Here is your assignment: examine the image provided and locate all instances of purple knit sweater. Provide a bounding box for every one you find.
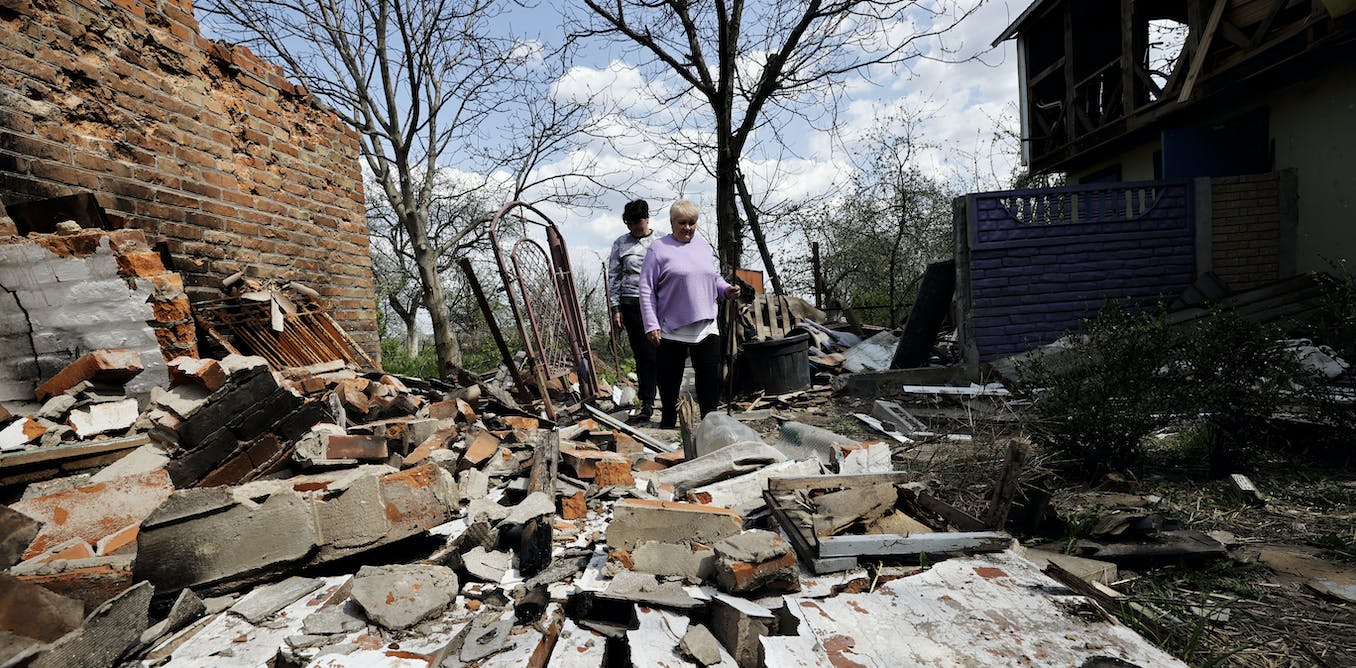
[639,234,731,333]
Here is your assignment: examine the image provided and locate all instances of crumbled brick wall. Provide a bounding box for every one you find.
[0,0,379,357]
[1211,173,1282,290]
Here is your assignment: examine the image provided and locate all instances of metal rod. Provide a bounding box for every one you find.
[581,403,674,453]
[460,257,527,396]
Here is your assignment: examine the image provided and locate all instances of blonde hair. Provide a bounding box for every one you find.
[669,199,699,224]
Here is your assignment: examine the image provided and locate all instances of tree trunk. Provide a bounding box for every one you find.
[714,127,743,273]
[404,316,421,357]
[405,213,463,376]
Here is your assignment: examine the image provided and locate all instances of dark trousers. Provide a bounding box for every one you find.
[656,333,723,426]
[618,302,657,410]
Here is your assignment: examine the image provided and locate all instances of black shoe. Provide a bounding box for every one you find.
[626,411,652,425]
[657,419,676,429]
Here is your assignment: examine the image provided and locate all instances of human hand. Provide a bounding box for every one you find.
[611,310,622,329]
[646,330,661,347]
[725,284,741,300]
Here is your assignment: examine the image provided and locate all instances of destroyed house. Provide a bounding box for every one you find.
[953,0,1355,364]
[0,0,380,375]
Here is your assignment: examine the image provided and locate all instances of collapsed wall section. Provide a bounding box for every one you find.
[0,0,378,355]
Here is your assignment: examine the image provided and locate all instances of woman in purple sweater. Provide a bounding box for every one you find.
[639,199,741,428]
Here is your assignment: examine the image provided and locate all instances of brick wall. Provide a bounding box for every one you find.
[962,181,1197,361]
[0,0,379,356]
[1210,173,1283,290]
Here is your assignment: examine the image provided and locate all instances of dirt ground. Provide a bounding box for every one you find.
[723,387,1356,667]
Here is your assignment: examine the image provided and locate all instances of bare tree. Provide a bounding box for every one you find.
[199,0,556,377]
[573,0,982,276]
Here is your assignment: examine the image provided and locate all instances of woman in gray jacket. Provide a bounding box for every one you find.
[607,199,657,423]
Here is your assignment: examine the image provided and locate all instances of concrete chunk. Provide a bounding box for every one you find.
[302,602,367,635]
[712,530,799,596]
[679,623,724,667]
[349,564,458,631]
[139,588,205,645]
[504,491,555,525]
[167,357,227,393]
[631,541,716,581]
[463,546,512,583]
[36,394,76,421]
[229,576,324,623]
[606,499,743,551]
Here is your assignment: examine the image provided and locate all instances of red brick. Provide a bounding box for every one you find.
[34,349,144,400]
[560,491,587,520]
[593,459,634,487]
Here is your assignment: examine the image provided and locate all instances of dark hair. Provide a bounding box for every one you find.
[622,199,649,222]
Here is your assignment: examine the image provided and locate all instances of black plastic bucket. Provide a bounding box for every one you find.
[742,333,811,394]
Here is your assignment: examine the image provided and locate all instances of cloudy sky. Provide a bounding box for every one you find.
[495,0,1029,283]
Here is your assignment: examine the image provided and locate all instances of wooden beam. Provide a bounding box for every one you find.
[984,440,1030,530]
[1178,0,1229,102]
[767,471,911,492]
[0,434,148,470]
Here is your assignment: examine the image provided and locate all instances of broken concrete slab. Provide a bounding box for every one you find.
[30,580,153,668]
[0,504,42,569]
[12,469,174,561]
[150,384,211,421]
[504,491,556,525]
[0,574,85,642]
[459,607,516,663]
[709,593,775,668]
[606,499,744,551]
[687,459,821,515]
[36,394,76,421]
[229,576,325,623]
[349,564,458,631]
[834,441,892,475]
[134,485,318,593]
[88,443,169,484]
[652,442,786,495]
[138,588,204,646]
[34,349,144,401]
[602,571,703,610]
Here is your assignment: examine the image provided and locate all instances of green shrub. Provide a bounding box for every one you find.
[379,339,439,378]
[1019,304,1316,479]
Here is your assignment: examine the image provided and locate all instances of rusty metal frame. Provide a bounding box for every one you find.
[489,201,600,419]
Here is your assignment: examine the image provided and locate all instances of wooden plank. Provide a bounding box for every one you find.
[817,531,1010,558]
[767,471,911,492]
[0,434,149,470]
[984,439,1030,530]
[1178,0,1229,102]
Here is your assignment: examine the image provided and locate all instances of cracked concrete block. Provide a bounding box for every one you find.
[229,576,324,623]
[311,472,389,551]
[835,440,893,474]
[601,571,702,610]
[149,384,210,421]
[712,530,799,596]
[12,469,173,561]
[0,505,41,569]
[167,357,227,393]
[606,499,744,551]
[30,581,153,668]
[630,541,716,581]
[349,564,458,631]
[458,608,515,664]
[0,574,85,642]
[679,623,724,667]
[457,469,489,504]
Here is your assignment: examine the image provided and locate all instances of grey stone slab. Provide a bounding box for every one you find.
[504,491,555,525]
[230,576,325,623]
[601,571,702,610]
[458,609,515,664]
[139,588,206,645]
[35,394,75,421]
[349,564,458,631]
[631,541,715,581]
[712,530,791,563]
[463,546,512,583]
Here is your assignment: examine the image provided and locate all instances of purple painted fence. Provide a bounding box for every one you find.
[963,180,1196,361]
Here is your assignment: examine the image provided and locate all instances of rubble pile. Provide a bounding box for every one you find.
[0,344,1193,667]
